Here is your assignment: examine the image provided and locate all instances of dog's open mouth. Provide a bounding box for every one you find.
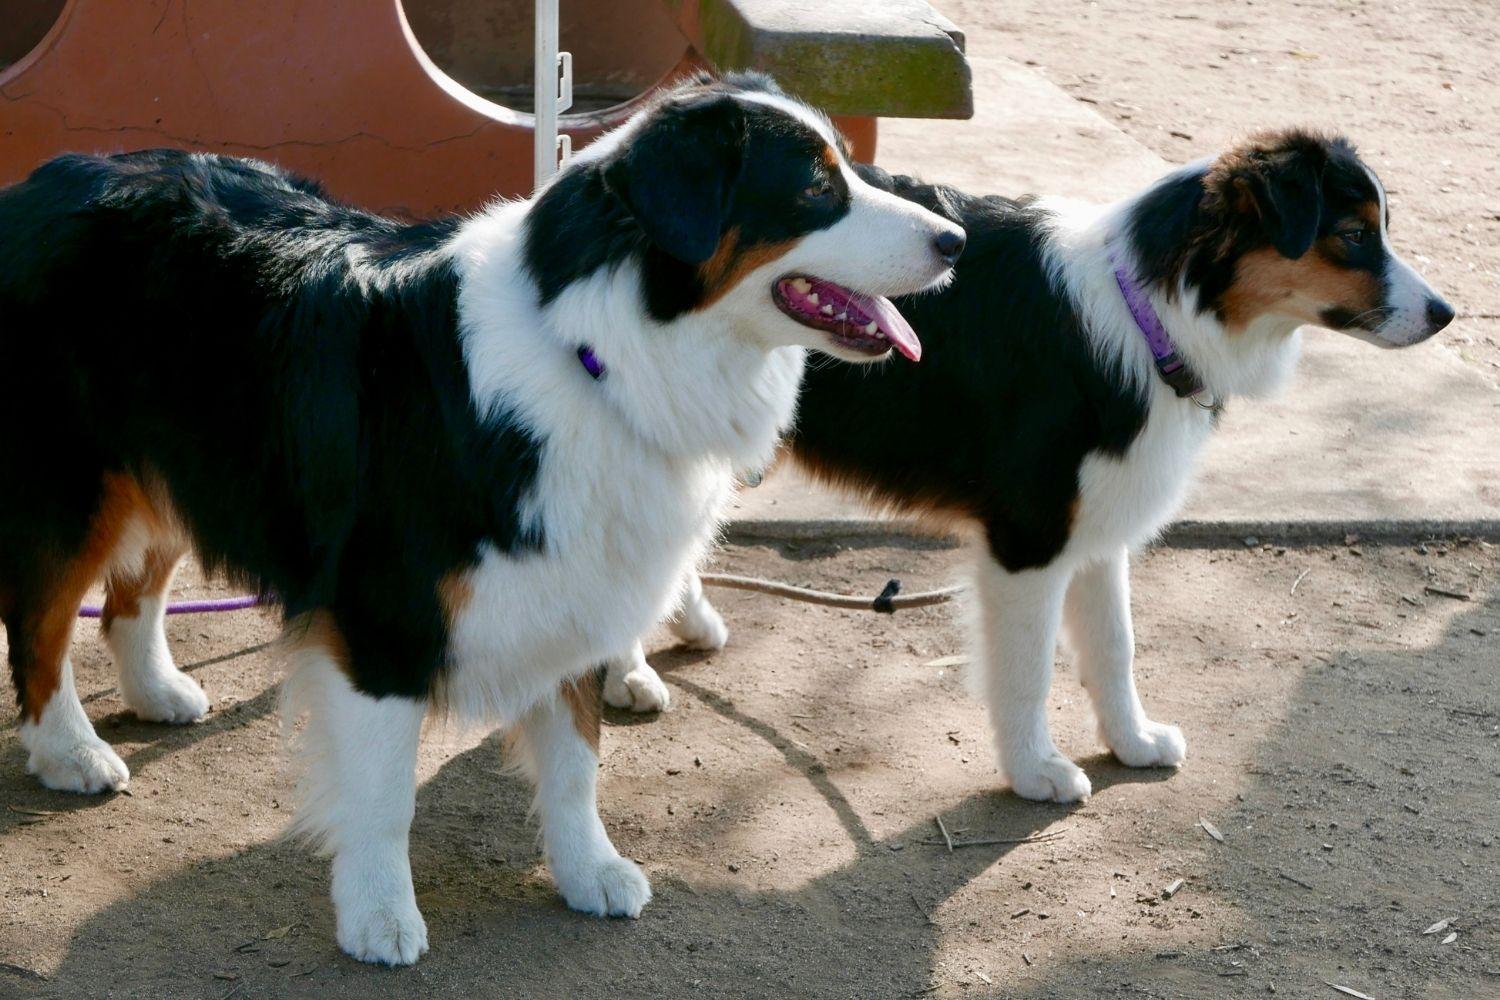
[773,276,922,362]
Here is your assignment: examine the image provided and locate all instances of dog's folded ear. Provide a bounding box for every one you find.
[1218,135,1328,261]
[603,93,747,265]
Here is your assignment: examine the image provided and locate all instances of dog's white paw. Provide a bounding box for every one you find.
[333,863,429,966]
[124,670,210,724]
[1106,720,1187,769]
[1007,752,1092,803]
[603,660,670,713]
[555,854,652,918]
[27,737,130,794]
[336,897,429,967]
[670,601,728,651]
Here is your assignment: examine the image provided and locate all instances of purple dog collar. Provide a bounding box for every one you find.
[577,344,605,380]
[1111,258,1206,401]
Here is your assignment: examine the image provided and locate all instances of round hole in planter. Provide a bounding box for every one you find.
[0,0,67,74]
[403,0,688,115]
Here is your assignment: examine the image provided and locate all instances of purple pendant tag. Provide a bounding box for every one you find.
[577,345,605,380]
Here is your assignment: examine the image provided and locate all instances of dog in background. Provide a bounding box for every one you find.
[0,73,963,964]
[607,130,1454,803]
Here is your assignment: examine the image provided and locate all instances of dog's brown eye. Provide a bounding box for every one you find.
[803,180,833,200]
[1340,228,1371,247]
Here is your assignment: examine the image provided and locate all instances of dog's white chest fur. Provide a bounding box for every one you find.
[439,205,802,723]
[443,433,732,722]
[1071,393,1214,559]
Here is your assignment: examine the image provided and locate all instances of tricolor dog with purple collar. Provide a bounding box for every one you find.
[0,72,962,965]
[609,129,1454,807]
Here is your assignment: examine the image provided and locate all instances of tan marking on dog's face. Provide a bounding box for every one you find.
[1220,240,1383,332]
[561,672,602,752]
[695,226,800,309]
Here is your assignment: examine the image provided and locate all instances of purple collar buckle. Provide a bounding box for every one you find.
[577,344,606,381]
[1110,256,1211,404]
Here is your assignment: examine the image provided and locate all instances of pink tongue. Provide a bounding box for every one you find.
[853,292,922,362]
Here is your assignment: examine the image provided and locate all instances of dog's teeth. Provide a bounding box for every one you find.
[820,304,834,315]
[836,312,847,321]
[790,278,812,294]
[864,321,879,335]
[806,293,819,306]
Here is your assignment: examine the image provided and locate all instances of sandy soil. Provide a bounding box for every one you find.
[2,539,1497,999]
[4,4,1500,998]
[956,0,1500,384]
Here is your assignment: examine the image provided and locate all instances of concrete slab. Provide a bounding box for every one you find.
[731,45,1500,537]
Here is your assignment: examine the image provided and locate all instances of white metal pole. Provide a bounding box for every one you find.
[534,0,572,189]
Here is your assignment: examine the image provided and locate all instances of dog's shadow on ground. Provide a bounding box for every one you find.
[8,566,1497,998]
[0,642,279,840]
[2,659,1172,1000]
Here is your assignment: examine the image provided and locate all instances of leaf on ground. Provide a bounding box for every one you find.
[1199,817,1225,842]
[1422,918,1452,935]
[922,655,968,668]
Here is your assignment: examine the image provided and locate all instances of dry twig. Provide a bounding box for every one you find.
[935,816,954,853]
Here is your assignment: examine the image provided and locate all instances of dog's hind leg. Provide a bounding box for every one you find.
[284,634,429,966]
[14,649,131,794]
[1063,548,1186,769]
[973,554,1092,803]
[602,641,670,712]
[104,540,210,724]
[8,477,140,794]
[512,672,651,918]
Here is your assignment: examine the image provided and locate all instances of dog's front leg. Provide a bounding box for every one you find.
[1063,548,1186,769]
[603,573,727,713]
[974,555,1092,803]
[513,673,651,917]
[665,573,728,651]
[295,660,429,966]
[602,641,671,712]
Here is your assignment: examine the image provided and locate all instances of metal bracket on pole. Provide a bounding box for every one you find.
[534,1,573,189]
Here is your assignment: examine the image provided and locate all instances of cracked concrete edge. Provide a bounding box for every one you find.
[722,517,1500,548]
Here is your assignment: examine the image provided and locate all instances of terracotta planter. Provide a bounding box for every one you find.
[0,0,876,217]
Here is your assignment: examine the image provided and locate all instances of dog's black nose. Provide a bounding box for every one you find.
[1426,296,1455,333]
[934,228,965,265]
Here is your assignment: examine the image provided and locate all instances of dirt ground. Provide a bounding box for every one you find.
[1,538,1497,999]
[961,0,1500,384]
[5,4,1500,999]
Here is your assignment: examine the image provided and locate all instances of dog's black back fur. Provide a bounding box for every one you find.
[0,150,542,698]
[790,166,1149,571]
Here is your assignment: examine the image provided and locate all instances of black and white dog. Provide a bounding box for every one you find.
[0,73,962,964]
[608,130,1454,802]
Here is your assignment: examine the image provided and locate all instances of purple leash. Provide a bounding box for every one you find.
[78,594,264,619]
